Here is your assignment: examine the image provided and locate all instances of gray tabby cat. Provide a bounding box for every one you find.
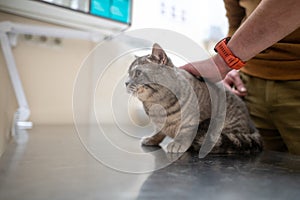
[126,43,263,154]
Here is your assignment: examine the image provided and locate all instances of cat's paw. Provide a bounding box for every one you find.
[141,136,160,146]
[166,141,189,153]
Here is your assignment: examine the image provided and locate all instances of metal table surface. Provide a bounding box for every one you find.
[0,125,299,200]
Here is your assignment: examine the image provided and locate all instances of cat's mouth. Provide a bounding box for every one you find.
[126,84,145,96]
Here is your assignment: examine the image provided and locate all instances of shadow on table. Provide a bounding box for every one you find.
[136,150,300,200]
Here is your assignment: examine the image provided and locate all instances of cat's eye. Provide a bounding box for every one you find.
[135,70,142,77]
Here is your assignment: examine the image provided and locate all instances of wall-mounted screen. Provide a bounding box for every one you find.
[90,0,131,24]
[39,0,131,24]
[0,0,132,36]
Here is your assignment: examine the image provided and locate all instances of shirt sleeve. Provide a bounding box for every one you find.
[223,0,246,36]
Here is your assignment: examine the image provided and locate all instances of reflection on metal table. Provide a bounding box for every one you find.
[0,125,299,200]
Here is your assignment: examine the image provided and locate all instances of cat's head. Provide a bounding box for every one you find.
[125,43,175,101]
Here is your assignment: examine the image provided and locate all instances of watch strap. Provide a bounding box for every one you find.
[214,37,245,70]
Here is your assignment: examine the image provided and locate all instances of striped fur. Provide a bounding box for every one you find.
[126,44,263,154]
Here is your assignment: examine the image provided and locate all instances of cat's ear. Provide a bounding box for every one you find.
[151,43,168,65]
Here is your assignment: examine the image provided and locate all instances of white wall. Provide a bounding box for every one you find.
[129,0,228,49]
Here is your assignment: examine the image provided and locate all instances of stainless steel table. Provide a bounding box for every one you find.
[0,125,299,200]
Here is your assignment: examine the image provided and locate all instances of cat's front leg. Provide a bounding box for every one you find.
[166,125,198,153]
[141,131,166,146]
[166,141,189,153]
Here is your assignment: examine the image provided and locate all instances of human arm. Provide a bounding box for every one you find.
[181,0,300,81]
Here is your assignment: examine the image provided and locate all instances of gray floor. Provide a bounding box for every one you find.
[0,125,299,200]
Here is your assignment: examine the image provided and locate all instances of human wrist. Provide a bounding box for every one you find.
[227,39,248,62]
[214,37,246,70]
[212,54,232,79]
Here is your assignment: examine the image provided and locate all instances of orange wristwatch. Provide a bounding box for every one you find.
[214,37,245,70]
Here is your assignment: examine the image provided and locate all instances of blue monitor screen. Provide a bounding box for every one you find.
[90,0,131,24]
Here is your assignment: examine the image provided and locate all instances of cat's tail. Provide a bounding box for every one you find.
[248,120,264,153]
[248,129,264,153]
[190,119,263,154]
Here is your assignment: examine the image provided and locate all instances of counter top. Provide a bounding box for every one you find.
[0,125,299,200]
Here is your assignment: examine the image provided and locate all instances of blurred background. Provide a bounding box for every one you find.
[0,0,228,156]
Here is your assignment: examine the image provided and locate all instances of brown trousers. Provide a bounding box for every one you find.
[240,72,300,155]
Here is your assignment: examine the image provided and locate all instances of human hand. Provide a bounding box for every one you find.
[223,70,247,97]
[180,54,232,82]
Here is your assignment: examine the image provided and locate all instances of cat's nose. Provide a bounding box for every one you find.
[125,81,129,86]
